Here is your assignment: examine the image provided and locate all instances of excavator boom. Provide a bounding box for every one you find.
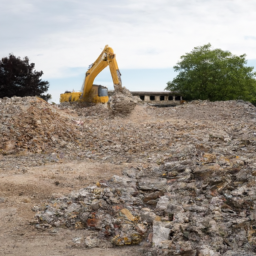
[60,45,122,103]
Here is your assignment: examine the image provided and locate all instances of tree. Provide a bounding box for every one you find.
[0,54,51,101]
[166,44,256,103]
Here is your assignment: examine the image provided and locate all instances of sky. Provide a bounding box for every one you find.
[1,0,256,103]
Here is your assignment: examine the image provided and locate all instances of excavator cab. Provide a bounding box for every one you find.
[83,84,109,103]
[60,85,109,104]
[98,85,108,97]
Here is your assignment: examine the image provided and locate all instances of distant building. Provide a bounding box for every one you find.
[108,90,182,105]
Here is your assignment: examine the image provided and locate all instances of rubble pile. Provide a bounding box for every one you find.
[32,100,256,255]
[59,86,138,118]
[0,97,80,154]
[68,100,256,166]
[1,96,256,255]
[1,99,256,168]
[109,87,138,116]
[147,100,256,122]
[34,147,256,255]
[59,102,110,119]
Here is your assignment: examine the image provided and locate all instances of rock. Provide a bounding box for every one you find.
[159,240,173,249]
[84,236,99,248]
[122,168,137,178]
[112,232,142,246]
[138,178,167,191]
[66,203,81,213]
[140,208,157,223]
[152,221,171,247]
[112,175,136,188]
[80,212,90,223]
[120,208,136,222]
[156,196,169,211]
[109,87,137,117]
[136,223,147,234]
[73,237,82,244]
[143,191,164,203]
[198,246,220,256]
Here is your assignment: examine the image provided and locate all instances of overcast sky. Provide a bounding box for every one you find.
[1,0,256,102]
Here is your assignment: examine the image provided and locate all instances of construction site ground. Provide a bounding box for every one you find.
[0,160,139,256]
[1,97,256,255]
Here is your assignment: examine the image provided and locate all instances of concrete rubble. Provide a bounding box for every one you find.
[1,96,256,255]
[109,87,138,116]
[32,145,256,255]
[0,96,80,154]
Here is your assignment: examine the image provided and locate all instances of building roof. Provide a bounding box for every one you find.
[130,91,179,96]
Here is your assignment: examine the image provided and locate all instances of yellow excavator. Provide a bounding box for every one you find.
[60,45,122,103]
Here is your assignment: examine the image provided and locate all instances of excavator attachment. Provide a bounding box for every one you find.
[60,45,122,104]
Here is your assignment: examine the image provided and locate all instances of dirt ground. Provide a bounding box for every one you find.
[0,104,168,256]
[1,99,256,255]
[0,160,141,255]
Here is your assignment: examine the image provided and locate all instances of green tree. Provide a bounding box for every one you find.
[166,44,256,103]
[0,54,51,101]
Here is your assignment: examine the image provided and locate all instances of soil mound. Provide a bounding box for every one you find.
[109,87,138,117]
[59,87,139,119]
[60,102,110,119]
[2,97,256,255]
[147,100,256,122]
[0,97,79,154]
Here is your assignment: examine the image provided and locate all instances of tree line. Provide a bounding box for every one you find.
[0,54,51,101]
[166,44,256,104]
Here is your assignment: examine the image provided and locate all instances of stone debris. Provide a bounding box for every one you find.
[59,102,110,120]
[0,96,80,154]
[59,87,138,118]
[33,139,256,255]
[146,99,256,122]
[109,87,138,116]
[1,96,256,255]
[84,236,100,248]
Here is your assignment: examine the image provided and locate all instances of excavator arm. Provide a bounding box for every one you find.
[60,45,122,103]
[81,45,122,102]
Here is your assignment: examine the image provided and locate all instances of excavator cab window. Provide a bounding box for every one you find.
[98,86,108,97]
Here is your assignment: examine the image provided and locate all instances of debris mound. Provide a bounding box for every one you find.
[0,97,79,154]
[147,99,256,122]
[34,148,256,255]
[109,87,137,117]
[60,102,110,119]
[59,87,138,118]
[32,99,256,255]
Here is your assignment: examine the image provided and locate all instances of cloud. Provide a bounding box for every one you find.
[1,0,256,79]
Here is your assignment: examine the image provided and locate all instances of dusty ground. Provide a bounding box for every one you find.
[0,160,141,255]
[0,104,150,256]
[1,99,256,255]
